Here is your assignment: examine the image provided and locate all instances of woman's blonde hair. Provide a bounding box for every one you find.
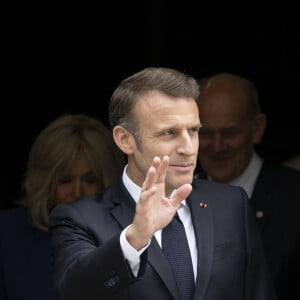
[19,114,125,231]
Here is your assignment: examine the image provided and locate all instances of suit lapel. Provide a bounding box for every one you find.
[109,179,215,300]
[251,161,276,231]
[109,180,181,300]
[110,197,135,229]
[148,238,181,300]
[188,181,214,299]
[148,180,215,300]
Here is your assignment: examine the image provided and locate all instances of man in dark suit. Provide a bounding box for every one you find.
[49,67,276,299]
[196,72,300,300]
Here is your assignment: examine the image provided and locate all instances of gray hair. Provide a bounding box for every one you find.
[109,67,199,149]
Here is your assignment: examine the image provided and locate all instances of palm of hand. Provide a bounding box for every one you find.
[137,156,192,234]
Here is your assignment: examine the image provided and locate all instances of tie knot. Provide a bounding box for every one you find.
[174,212,182,223]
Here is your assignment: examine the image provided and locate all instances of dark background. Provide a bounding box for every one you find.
[2,3,300,208]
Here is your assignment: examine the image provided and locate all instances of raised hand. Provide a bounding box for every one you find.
[126,156,192,250]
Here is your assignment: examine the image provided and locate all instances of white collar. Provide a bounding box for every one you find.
[122,164,188,207]
[229,152,263,198]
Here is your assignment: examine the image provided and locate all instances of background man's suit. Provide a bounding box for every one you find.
[50,177,276,300]
[251,160,300,300]
[197,159,300,300]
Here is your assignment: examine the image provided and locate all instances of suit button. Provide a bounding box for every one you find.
[256,210,264,218]
[104,275,120,288]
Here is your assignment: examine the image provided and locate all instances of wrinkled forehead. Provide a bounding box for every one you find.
[133,92,200,129]
[137,90,197,112]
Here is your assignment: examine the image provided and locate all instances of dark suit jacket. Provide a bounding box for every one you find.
[197,160,300,300]
[251,160,300,300]
[0,206,56,300]
[49,177,276,300]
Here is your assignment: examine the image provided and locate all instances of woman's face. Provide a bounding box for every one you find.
[54,153,102,204]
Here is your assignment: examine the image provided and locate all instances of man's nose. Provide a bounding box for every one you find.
[210,134,226,152]
[177,132,196,155]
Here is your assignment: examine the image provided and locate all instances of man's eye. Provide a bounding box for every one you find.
[162,130,174,136]
[223,130,240,136]
[189,127,200,135]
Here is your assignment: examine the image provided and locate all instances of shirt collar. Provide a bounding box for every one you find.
[122,164,188,207]
[229,152,263,198]
[122,165,142,203]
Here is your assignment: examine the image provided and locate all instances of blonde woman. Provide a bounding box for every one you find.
[0,114,125,300]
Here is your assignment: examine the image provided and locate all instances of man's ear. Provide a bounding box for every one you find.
[113,125,136,154]
[252,113,267,144]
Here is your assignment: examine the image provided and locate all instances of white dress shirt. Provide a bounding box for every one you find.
[120,165,197,281]
[229,152,263,198]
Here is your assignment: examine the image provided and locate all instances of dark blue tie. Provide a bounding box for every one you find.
[162,213,195,300]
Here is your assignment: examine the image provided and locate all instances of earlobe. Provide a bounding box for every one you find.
[113,126,135,154]
[253,113,267,144]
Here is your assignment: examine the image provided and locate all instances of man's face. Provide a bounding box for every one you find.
[126,91,200,195]
[197,88,258,183]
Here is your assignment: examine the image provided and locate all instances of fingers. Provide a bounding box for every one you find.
[141,156,169,192]
[152,156,169,184]
[141,166,156,192]
[156,156,169,184]
[170,183,192,207]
